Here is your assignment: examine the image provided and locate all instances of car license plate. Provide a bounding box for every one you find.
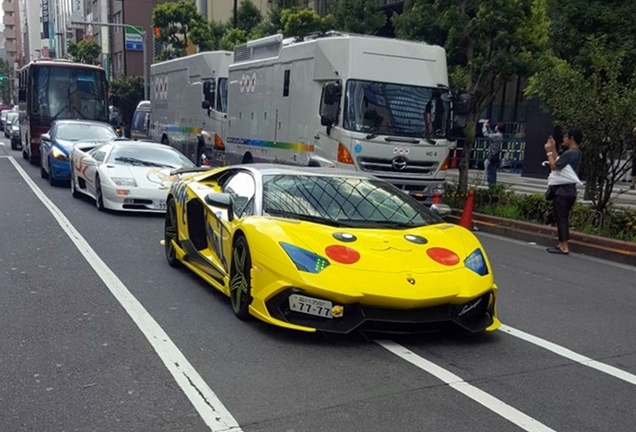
[156,200,167,210]
[289,294,333,319]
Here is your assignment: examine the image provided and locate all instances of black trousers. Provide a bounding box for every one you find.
[553,195,576,242]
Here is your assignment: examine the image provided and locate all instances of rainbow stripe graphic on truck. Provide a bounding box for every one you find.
[227,137,314,152]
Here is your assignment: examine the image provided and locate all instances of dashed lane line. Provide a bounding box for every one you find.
[376,340,557,432]
[500,325,636,386]
[8,156,242,431]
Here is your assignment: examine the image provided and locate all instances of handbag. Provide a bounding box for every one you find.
[545,185,557,201]
[547,163,582,186]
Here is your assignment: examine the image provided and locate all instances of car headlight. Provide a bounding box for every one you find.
[280,242,330,274]
[464,248,489,276]
[51,147,69,161]
[111,177,137,187]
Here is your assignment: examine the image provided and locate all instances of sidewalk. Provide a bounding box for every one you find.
[445,168,636,210]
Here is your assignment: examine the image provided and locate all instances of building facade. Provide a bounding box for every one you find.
[109,0,167,80]
[2,0,21,66]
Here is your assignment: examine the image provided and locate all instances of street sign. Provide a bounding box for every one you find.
[125,26,144,51]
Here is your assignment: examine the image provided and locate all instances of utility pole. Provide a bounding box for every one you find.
[233,0,238,28]
[71,21,149,101]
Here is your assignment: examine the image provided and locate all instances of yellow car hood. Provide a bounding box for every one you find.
[273,220,471,274]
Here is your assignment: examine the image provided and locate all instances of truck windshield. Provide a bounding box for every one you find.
[31,66,108,123]
[344,79,450,139]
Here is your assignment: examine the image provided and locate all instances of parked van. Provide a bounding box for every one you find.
[131,100,151,140]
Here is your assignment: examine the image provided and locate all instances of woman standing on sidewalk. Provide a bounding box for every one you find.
[482,121,503,187]
[544,128,582,255]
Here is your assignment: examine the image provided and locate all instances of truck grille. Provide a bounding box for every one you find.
[357,156,437,175]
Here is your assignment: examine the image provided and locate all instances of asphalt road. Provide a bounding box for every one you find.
[2,137,636,432]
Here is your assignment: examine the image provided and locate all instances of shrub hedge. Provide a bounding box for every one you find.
[443,183,636,243]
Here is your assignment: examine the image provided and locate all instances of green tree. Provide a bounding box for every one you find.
[109,75,145,136]
[331,0,386,35]
[393,0,548,192]
[152,0,202,59]
[68,40,102,64]
[235,0,263,33]
[527,42,636,214]
[0,60,11,104]
[280,7,326,38]
[547,0,636,81]
[190,19,228,51]
[219,28,250,51]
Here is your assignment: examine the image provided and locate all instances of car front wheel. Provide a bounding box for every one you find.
[229,235,253,320]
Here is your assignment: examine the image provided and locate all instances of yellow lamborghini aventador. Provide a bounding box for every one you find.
[164,164,500,334]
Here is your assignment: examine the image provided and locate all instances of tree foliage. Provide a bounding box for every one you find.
[280,8,327,38]
[0,60,11,104]
[547,0,636,81]
[235,0,263,33]
[527,42,636,213]
[393,0,549,192]
[152,0,201,59]
[109,75,145,136]
[331,0,386,35]
[68,40,102,65]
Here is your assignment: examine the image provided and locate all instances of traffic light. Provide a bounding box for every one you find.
[0,76,5,81]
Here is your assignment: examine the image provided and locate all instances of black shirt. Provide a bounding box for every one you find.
[554,147,582,197]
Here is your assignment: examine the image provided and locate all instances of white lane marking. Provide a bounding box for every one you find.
[376,340,557,432]
[0,142,5,145]
[500,324,636,386]
[8,156,242,432]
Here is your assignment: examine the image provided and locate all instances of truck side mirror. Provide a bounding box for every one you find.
[454,93,473,116]
[203,80,216,103]
[322,81,342,105]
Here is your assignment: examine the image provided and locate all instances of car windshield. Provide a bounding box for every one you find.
[107,145,196,169]
[57,123,117,141]
[6,112,18,122]
[262,174,441,228]
[31,65,108,122]
[344,79,450,139]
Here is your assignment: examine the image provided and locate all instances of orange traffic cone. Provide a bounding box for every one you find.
[432,190,442,205]
[459,189,474,230]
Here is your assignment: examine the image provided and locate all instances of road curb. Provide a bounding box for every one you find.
[447,212,636,267]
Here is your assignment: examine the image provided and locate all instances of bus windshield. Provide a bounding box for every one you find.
[30,66,108,123]
[344,79,450,139]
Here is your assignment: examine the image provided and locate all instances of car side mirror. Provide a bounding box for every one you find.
[430,203,451,218]
[204,192,234,222]
[41,133,51,142]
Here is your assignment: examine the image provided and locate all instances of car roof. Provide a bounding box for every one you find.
[53,119,112,127]
[237,163,376,179]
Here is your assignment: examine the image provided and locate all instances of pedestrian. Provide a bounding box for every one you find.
[482,121,503,187]
[544,127,582,255]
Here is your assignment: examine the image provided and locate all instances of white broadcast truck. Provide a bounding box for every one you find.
[218,32,469,203]
[149,51,233,164]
